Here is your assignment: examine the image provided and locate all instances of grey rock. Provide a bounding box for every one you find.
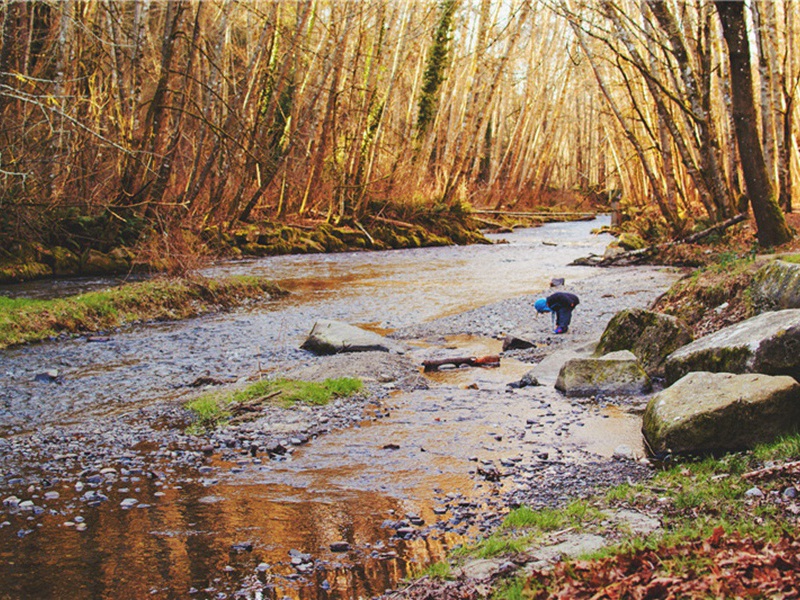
[555,350,651,397]
[664,309,800,384]
[745,486,764,498]
[330,541,350,552]
[642,371,800,455]
[751,259,800,311]
[300,319,405,355]
[502,334,535,351]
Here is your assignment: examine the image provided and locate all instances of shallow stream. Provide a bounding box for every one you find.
[0,218,658,599]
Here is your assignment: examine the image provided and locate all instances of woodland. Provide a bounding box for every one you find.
[1,0,800,275]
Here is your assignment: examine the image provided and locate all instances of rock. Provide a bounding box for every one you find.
[642,371,800,455]
[508,371,540,388]
[751,259,800,311]
[300,319,404,355]
[613,445,635,460]
[330,541,350,552]
[502,334,535,351]
[120,498,138,509]
[51,246,81,276]
[603,243,626,260]
[617,232,646,251]
[594,308,693,377]
[550,278,565,287]
[664,309,800,384]
[34,369,61,384]
[745,486,764,498]
[81,249,125,275]
[555,350,651,397]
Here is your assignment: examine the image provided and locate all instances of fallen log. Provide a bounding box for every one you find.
[422,355,501,372]
[573,213,748,267]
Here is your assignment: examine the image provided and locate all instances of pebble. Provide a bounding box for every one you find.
[745,486,764,498]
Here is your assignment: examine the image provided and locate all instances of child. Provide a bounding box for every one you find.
[534,292,580,334]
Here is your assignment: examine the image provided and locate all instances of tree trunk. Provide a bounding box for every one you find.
[714,0,793,247]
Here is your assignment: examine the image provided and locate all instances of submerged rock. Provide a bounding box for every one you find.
[594,308,692,377]
[555,350,651,397]
[300,319,405,355]
[664,309,800,384]
[642,371,800,455]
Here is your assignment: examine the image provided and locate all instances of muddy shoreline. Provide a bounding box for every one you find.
[0,260,682,598]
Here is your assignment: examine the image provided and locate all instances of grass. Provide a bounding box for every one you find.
[447,433,800,599]
[0,275,285,349]
[185,376,363,433]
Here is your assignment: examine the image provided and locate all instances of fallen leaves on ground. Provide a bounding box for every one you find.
[526,528,800,599]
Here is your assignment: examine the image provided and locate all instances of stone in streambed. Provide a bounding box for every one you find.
[555,350,651,397]
[300,319,405,355]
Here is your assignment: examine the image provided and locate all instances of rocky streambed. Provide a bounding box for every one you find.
[0,221,684,599]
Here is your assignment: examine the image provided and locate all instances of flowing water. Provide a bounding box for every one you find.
[0,217,654,599]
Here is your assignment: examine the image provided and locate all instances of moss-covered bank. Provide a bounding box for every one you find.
[0,202,494,285]
[0,275,285,349]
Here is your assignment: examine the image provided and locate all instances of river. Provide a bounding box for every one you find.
[0,217,670,599]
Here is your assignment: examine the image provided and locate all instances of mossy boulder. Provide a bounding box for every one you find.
[642,371,800,455]
[555,350,651,397]
[595,308,693,377]
[81,249,130,275]
[618,232,647,251]
[751,259,800,311]
[664,309,800,384]
[51,246,81,276]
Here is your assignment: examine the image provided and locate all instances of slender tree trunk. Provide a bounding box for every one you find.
[715,0,792,247]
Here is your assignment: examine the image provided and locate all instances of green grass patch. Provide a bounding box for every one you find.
[186,376,363,433]
[474,433,800,597]
[0,275,285,349]
[410,561,453,581]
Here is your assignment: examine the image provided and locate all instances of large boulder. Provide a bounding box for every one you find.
[555,350,651,397]
[642,371,800,455]
[751,259,800,311]
[594,308,692,377]
[300,319,405,355]
[664,309,800,384]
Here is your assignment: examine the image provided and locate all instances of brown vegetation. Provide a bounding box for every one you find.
[2,0,799,276]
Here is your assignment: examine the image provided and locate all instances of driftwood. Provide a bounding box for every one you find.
[573,213,748,267]
[229,390,283,416]
[742,460,800,481]
[422,355,501,372]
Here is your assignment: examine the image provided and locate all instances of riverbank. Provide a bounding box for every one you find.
[0,275,286,349]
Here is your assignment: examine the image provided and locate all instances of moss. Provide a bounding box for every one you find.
[0,261,52,284]
[0,275,286,349]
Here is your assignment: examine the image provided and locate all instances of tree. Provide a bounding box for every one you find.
[714,0,793,247]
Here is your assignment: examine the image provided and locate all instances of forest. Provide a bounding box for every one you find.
[1,0,799,278]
